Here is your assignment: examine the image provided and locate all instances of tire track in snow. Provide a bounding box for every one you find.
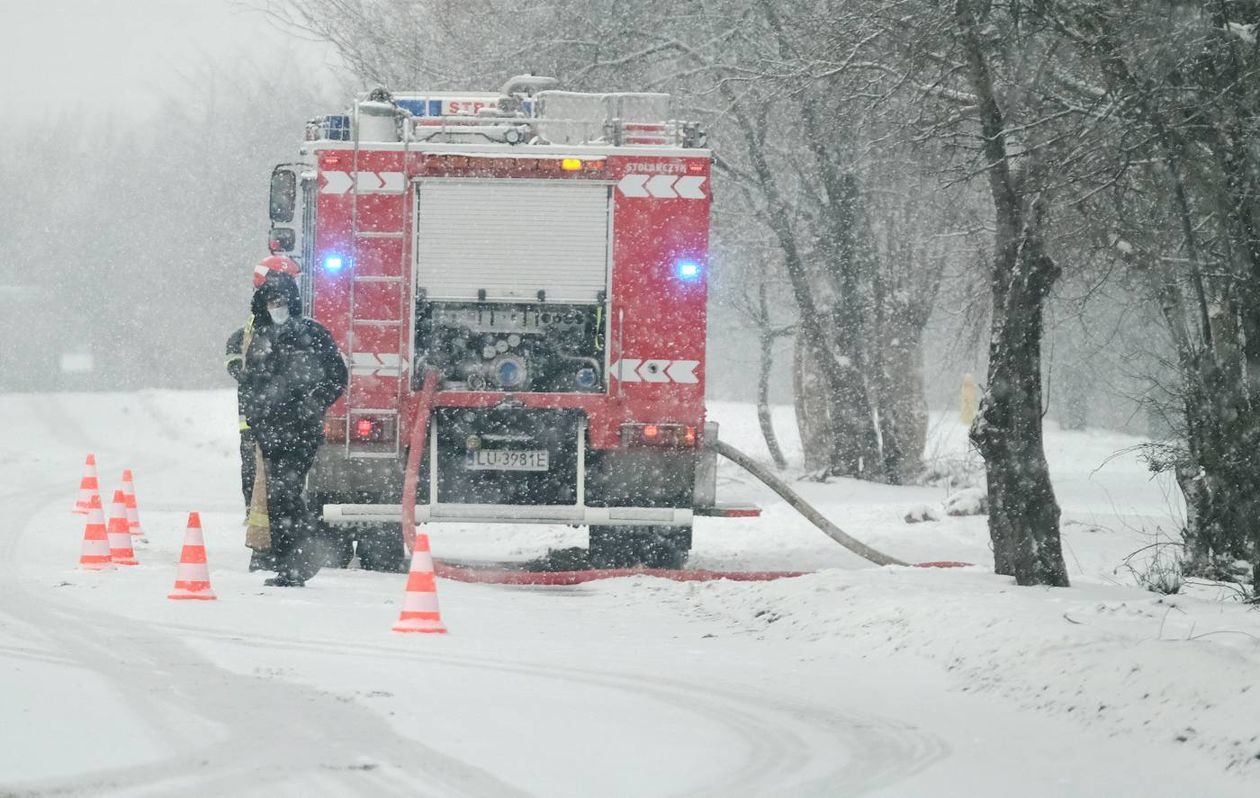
[8,490,945,797]
[149,622,949,796]
[0,483,526,798]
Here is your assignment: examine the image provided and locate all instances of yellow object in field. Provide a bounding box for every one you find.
[960,372,979,425]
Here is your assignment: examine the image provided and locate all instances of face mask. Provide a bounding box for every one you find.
[268,305,290,325]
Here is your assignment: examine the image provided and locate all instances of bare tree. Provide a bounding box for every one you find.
[1051,0,1260,587]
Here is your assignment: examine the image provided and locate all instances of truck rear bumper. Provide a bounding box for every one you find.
[322,502,693,527]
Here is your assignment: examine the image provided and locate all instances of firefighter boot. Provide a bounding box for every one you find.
[264,572,306,588]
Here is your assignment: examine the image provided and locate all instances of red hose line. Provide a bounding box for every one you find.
[433,560,809,585]
[401,369,440,553]
[429,561,971,585]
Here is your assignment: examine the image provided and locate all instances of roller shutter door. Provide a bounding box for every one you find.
[414,179,611,303]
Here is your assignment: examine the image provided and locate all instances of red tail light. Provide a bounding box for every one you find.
[621,423,699,448]
[351,417,392,443]
[347,415,398,448]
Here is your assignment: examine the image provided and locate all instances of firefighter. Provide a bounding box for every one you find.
[225,325,255,515]
[231,256,302,572]
[242,270,348,587]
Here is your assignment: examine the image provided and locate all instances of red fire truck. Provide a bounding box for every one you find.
[266,77,747,572]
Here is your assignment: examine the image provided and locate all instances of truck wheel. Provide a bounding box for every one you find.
[357,523,408,573]
[588,526,640,569]
[314,533,354,569]
[641,526,691,570]
[588,526,691,570]
[312,493,354,569]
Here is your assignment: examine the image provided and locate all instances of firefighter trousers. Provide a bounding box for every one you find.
[257,430,321,580]
[239,429,257,510]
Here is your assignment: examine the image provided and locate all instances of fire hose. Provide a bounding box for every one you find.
[400,369,440,554]
[707,439,909,568]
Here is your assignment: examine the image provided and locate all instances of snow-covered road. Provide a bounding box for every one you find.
[1,391,1256,796]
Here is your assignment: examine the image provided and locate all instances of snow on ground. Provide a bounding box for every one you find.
[1,389,1257,796]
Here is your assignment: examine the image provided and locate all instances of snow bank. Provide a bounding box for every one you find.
[669,568,1260,773]
[697,400,1258,774]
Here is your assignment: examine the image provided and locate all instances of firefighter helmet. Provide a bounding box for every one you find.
[253,255,301,288]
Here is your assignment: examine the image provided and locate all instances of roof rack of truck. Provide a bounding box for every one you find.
[305,84,706,149]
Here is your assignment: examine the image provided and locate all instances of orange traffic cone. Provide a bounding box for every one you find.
[73,454,100,514]
[77,493,113,570]
[121,469,144,537]
[392,533,447,633]
[106,490,138,566]
[168,512,216,601]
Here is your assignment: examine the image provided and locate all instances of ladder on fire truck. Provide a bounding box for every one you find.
[344,102,410,457]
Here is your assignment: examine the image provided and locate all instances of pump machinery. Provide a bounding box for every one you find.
[265,76,755,572]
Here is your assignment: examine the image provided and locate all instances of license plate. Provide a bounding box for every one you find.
[466,449,549,471]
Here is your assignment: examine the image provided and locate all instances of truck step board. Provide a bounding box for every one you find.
[322,503,692,526]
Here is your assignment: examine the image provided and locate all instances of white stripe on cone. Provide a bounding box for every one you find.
[173,561,209,582]
[106,492,137,565]
[73,454,100,514]
[400,591,441,612]
[122,470,143,536]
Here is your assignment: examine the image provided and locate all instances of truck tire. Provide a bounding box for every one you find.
[641,526,691,570]
[588,526,638,569]
[588,526,691,570]
[356,523,408,573]
[314,533,355,569]
[311,493,354,569]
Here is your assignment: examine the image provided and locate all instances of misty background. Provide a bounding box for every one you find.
[0,0,1160,436]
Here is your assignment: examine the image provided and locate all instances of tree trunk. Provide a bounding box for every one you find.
[869,237,933,485]
[957,0,1069,587]
[970,238,1069,587]
[758,327,788,470]
[794,333,833,475]
[877,324,928,483]
[824,301,882,479]
[808,177,882,479]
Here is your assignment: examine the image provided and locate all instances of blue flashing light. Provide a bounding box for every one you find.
[323,254,345,272]
[676,260,702,281]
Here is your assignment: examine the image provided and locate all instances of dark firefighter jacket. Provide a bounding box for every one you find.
[225,325,250,431]
[241,273,348,443]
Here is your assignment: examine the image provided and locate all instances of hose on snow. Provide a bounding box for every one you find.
[708,439,909,568]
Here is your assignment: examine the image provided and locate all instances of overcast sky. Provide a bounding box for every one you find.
[0,0,344,121]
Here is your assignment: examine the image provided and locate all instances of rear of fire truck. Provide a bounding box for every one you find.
[266,78,729,571]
